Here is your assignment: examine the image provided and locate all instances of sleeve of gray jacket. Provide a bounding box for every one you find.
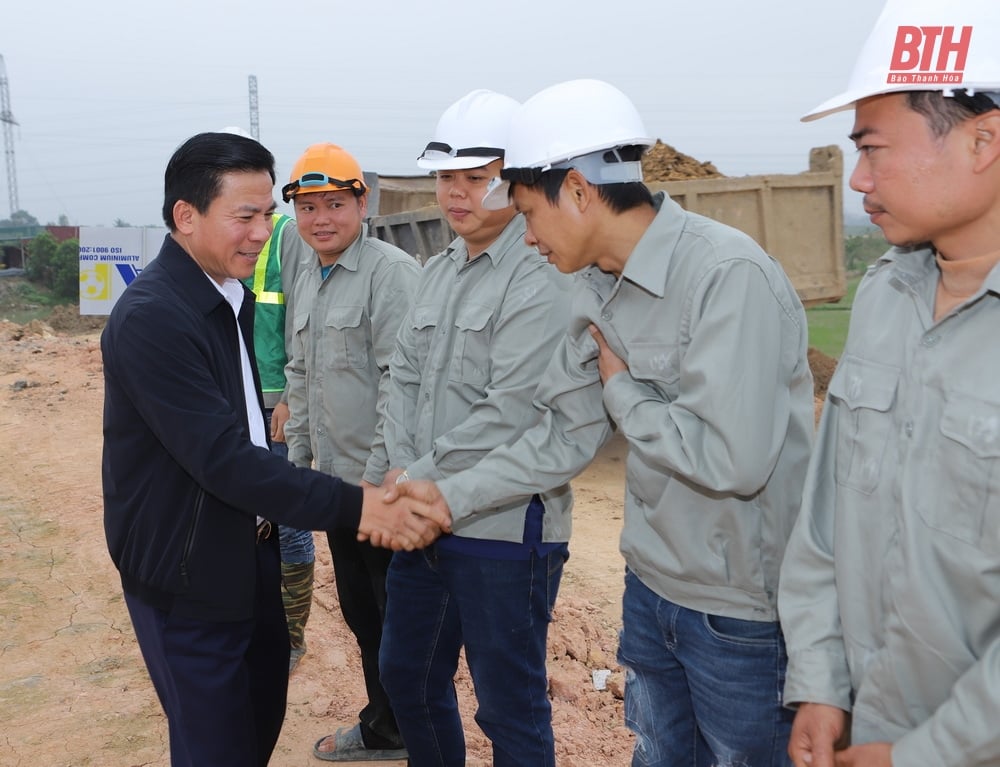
[891,638,1000,766]
[362,256,420,485]
[384,300,423,470]
[435,312,612,526]
[777,398,853,711]
[283,273,313,469]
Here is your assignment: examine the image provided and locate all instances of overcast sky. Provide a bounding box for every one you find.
[1,0,881,227]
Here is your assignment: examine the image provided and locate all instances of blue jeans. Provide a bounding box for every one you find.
[379,544,568,767]
[617,569,793,767]
[264,409,315,565]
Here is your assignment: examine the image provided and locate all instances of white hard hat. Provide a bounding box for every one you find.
[804,0,1000,122]
[217,126,255,139]
[483,79,654,210]
[416,89,520,171]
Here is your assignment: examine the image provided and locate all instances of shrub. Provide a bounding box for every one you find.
[26,232,58,285]
[52,239,81,299]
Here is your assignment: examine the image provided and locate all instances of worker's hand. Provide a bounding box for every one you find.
[360,479,379,491]
[358,485,450,551]
[385,478,453,532]
[383,468,406,487]
[788,703,848,767]
[834,743,891,767]
[270,402,290,443]
[589,324,627,385]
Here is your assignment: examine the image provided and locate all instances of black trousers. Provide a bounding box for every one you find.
[124,539,290,767]
[326,527,402,748]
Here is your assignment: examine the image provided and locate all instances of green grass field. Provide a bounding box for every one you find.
[806,275,862,358]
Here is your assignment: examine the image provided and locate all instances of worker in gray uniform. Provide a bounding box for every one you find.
[280,143,420,763]
[377,89,574,767]
[777,1,1000,766]
[392,79,813,767]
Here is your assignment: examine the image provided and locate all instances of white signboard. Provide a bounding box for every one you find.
[79,227,167,315]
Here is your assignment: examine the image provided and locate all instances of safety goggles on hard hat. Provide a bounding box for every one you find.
[486,147,644,210]
[950,89,1000,115]
[419,142,506,161]
[416,142,506,171]
[500,149,643,185]
[281,172,365,203]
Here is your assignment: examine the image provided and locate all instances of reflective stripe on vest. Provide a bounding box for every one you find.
[250,214,290,303]
[243,213,292,394]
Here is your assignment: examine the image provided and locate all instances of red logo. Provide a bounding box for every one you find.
[887,25,972,85]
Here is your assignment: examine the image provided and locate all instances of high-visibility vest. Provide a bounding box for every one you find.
[243,213,292,394]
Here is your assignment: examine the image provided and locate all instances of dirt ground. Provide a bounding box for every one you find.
[0,319,635,767]
[0,310,836,767]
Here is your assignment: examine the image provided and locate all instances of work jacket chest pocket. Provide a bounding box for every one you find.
[827,355,899,495]
[324,305,368,369]
[451,302,493,386]
[410,305,438,367]
[917,391,1000,551]
[627,341,680,400]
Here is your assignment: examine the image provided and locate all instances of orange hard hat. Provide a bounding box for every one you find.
[282,143,366,202]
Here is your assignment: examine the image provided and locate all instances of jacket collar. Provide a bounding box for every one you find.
[617,192,682,299]
[156,234,244,317]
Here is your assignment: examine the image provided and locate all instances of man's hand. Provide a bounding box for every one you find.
[589,324,627,385]
[386,478,453,528]
[270,401,290,443]
[834,743,891,767]
[789,703,848,767]
[383,468,406,487]
[358,485,450,551]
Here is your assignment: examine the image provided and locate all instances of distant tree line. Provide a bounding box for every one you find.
[845,230,890,274]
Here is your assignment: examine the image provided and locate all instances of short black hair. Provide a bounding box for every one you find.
[162,132,276,230]
[510,145,653,213]
[906,90,999,139]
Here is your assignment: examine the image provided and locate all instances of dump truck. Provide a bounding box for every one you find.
[370,146,847,307]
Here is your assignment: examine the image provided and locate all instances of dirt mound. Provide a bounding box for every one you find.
[808,347,838,426]
[808,347,838,400]
[642,140,724,182]
[47,304,106,334]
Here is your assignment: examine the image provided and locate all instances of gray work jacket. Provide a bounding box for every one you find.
[383,214,574,542]
[779,246,1000,766]
[285,223,419,485]
[438,193,813,620]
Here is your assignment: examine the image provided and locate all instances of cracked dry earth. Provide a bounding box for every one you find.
[0,321,636,767]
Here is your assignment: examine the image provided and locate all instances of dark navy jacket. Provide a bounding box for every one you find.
[102,235,362,621]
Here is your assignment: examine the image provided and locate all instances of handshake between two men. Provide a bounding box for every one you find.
[356,471,454,552]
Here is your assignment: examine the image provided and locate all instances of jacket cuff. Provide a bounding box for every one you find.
[782,648,853,711]
[328,481,364,532]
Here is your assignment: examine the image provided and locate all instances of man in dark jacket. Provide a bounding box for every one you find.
[101,131,449,767]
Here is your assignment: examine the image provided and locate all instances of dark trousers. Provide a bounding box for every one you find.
[326,527,402,748]
[124,539,290,767]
